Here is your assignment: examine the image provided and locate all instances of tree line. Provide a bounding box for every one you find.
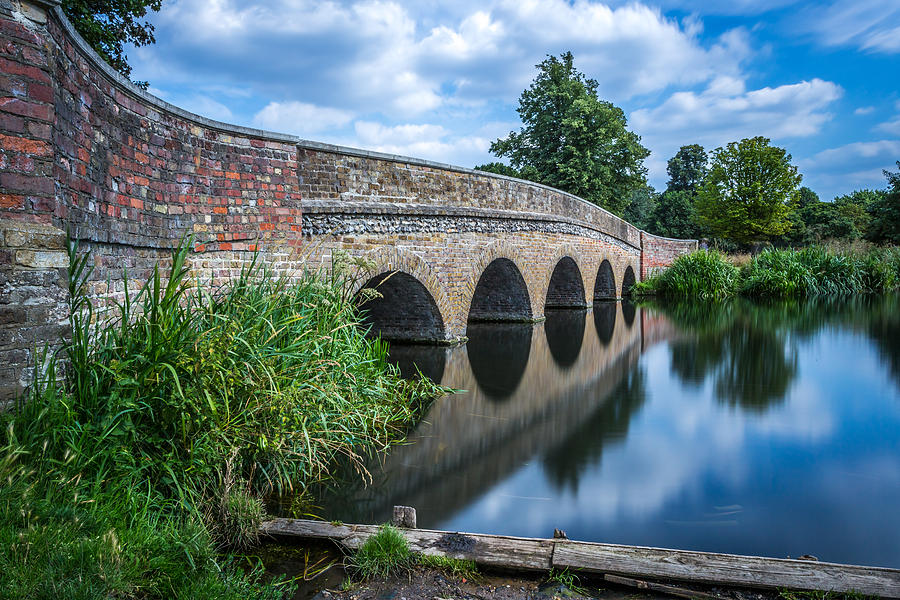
[478,53,900,249]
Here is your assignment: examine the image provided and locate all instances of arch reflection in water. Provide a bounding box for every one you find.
[357,271,444,341]
[593,302,617,345]
[594,259,617,300]
[546,256,587,308]
[469,258,532,321]
[544,308,587,369]
[622,299,636,327]
[386,344,447,384]
[466,322,533,400]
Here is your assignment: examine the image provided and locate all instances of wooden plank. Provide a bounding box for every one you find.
[604,574,725,600]
[262,518,552,571]
[554,541,900,598]
[261,519,900,597]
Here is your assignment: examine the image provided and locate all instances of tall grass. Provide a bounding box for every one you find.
[636,246,900,300]
[632,250,740,299]
[1,237,444,599]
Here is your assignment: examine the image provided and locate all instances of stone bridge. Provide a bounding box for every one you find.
[0,0,696,398]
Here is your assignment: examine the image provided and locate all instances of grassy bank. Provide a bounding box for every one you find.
[0,240,443,599]
[634,246,900,300]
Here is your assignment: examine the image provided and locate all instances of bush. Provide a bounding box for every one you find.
[633,250,739,299]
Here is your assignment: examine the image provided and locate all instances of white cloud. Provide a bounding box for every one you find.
[876,102,900,135]
[805,0,900,54]
[855,106,875,115]
[799,140,900,199]
[352,120,493,165]
[252,101,354,136]
[631,77,842,189]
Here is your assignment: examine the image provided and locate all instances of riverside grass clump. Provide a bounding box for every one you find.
[0,238,444,600]
[635,246,900,300]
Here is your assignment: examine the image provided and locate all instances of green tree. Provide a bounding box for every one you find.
[666,144,708,192]
[867,162,900,244]
[474,162,522,178]
[623,184,658,231]
[62,0,162,80]
[489,52,649,214]
[696,137,802,244]
[784,186,819,245]
[652,189,701,239]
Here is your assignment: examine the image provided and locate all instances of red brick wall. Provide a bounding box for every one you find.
[640,231,698,279]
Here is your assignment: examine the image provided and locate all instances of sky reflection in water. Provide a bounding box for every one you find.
[322,298,900,568]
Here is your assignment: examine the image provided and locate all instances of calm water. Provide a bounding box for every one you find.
[318,298,900,568]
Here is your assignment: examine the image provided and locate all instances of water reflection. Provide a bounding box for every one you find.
[315,297,900,568]
[542,367,647,493]
[593,301,616,345]
[544,309,587,369]
[387,344,447,383]
[466,322,533,401]
[667,302,798,413]
[622,299,636,327]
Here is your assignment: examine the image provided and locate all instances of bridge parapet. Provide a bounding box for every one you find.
[0,0,696,399]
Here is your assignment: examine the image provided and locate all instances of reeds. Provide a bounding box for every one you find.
[0,237,444,599]
[635,246,900,300]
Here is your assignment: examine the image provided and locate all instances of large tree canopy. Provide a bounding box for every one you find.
[696,137,802,244]
[488,52,649,214]
[62,0,162,80]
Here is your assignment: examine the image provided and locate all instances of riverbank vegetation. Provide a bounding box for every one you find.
[634,246,900,300]
[0,240,443,599]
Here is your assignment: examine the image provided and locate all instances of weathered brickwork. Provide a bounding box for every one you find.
[640,231,698,279]
[0,0,695,399]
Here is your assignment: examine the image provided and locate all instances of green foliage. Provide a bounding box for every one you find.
[419,554,479,579]
[489,52,649,214]
[348,524,413,579]
[652,189,701,239]
[666,144,708,192]
[474,162,522,178]
[696,137,802,244]
[867,162,900,244]
[0,237,442,599]
[633,250,740,300]
[623,184,658,231]
[62,0,162,80]
[636,246,900,301]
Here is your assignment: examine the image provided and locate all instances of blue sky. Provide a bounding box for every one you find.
[130,0,900,202]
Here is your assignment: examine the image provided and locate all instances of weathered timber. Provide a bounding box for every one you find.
[261,518,900,598]
[392,505,417,528]
[554,540,900,597]
[261,518,553,570]
[603,574,724,600]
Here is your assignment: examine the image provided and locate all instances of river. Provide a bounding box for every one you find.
[314,297,900,568]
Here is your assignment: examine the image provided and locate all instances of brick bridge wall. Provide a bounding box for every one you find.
[0,0,696,400]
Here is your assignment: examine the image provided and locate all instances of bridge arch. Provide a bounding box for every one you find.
[466,241,535,324]
[544,245,589,310]
[622,264,637,297]
[593,258,618,301]
[352,247,451,342]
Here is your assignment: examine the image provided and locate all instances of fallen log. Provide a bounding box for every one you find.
[260,516,900,598]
